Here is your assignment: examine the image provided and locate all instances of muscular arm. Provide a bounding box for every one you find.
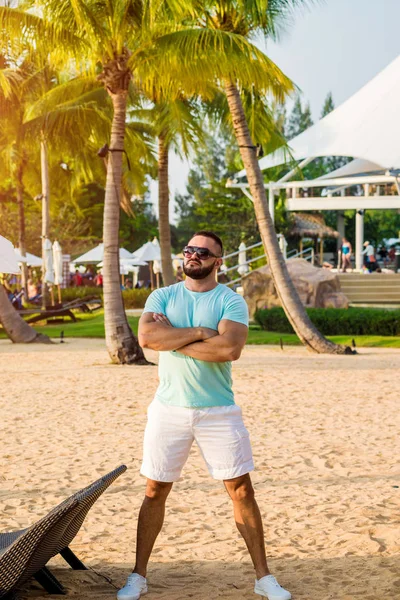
[176,319,248,363]
[138,312,217,351]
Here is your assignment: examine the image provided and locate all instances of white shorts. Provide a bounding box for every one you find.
[140,399,254,482]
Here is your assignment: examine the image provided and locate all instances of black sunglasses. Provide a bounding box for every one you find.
[183,246,221,260]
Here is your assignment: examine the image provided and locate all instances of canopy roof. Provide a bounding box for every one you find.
[133,239,161,262]
[316,158,385,180]
[14,249,42,267]
[0,235,20,274]
[237,55,400,177]
[72,243,134,264]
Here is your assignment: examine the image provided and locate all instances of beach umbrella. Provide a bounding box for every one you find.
[0,235,20,274]
[43,238,55,285]
[53,241,63,303]
[238,241,249,276]
[72,243,134,264]
[132,241,161,262]
[14,249,42,267]
[97,257,146,274]
[53,241,63,285]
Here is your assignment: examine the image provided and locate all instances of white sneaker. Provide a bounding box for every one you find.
[254,574,292,600]
[117,573,148,600]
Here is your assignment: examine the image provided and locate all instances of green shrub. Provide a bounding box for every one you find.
[60,287,101,302]
[254,307,400,336]
[122,288,152,308]
[60,286,151,309]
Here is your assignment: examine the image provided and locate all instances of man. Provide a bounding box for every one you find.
[73,269,83,287]
[117,231,291,600]
[362,240,376,271]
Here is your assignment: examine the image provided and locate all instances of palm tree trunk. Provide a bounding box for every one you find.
[16,163,28,299]
[224,81,350,354]
[103,91,149,364]
[40,136,50,309]
[0,284,51,343]
[158,134,175,286]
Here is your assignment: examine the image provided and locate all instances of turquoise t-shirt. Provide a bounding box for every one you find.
[143,282,249,408]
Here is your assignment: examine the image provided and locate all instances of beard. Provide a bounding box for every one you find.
[183,260,216,280]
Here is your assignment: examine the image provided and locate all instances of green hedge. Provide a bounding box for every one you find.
[60,286,151,309]
[254,307,400,336]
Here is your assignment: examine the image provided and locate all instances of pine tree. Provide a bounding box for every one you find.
[287,95,313,140]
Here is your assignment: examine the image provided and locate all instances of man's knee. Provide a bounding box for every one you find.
[224,474,255,503]
[145,479,173,502]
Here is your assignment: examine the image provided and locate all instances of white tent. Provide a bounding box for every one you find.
[0,235,20,274]
[237,55,400,177]
[14,249,42,267]
[132,240,161,262]
[72,243,135,264]
[232,55,400,270]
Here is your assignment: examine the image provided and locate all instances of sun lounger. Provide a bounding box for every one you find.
[0,497,79,598]
[0,465,127,597]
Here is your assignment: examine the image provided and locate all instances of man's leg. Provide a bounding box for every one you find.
[133,479,173,577]
[224,473,269,580]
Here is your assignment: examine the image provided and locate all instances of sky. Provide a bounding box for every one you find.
[149,0,400,222]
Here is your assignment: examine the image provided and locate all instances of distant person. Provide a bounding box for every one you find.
[27,278,40,302]
[341,237,352,272]
[378,245,388,266]
[362,241,377,271]
[73,269,83,287]
[388,246,396,263]
[94,272,103,287]
[125,279,133,290]
[175,265,184,282]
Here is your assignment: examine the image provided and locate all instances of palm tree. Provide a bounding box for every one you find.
[0,58,33,297]
[139,96,204,285]
[0,55,111,305]
[189,0,349,354]
[3,1,293,363]
[0,283,51,343]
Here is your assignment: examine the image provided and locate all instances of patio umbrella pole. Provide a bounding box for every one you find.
[150,262,154,290]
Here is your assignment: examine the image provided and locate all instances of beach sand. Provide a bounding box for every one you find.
[1,339,399,599]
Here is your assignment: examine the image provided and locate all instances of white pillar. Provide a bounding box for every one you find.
[336,211,345,250]
[355,210,364,270]
[268,186,275,223]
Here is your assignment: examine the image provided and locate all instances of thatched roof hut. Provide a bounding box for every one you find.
[289,213,339,239]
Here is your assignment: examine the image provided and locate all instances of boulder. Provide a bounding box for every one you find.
[242,258,349,318]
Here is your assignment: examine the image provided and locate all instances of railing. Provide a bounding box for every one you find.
[286,247,315,263]
[218,241,314,287]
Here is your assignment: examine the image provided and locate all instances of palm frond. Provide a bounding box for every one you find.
[134,27,294,102]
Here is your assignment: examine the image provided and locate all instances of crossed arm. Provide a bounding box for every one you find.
[138,312,248,362]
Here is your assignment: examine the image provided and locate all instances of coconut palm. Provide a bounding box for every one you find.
[2,1,297,363]
[0,283,51,343]
[0,56,111,304]
[186,0,349,354]
[136,95,204,285]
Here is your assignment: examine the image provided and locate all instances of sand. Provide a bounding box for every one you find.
[0,339,399,599]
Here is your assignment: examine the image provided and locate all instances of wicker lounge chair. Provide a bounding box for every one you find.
[0,497,79,599]
[0,465,127,598]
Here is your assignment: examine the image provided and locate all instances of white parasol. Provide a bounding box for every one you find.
[238,241,249,276]
[52,241,63,285]
[0,235,20,274]
[43,238,55,284]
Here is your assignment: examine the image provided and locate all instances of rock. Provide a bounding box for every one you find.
[242,258,349,318]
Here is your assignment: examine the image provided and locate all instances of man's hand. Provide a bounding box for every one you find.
[153,313,218,340]
[138,312,218,351]
[152,313,172,326]
[176,319,248,363]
